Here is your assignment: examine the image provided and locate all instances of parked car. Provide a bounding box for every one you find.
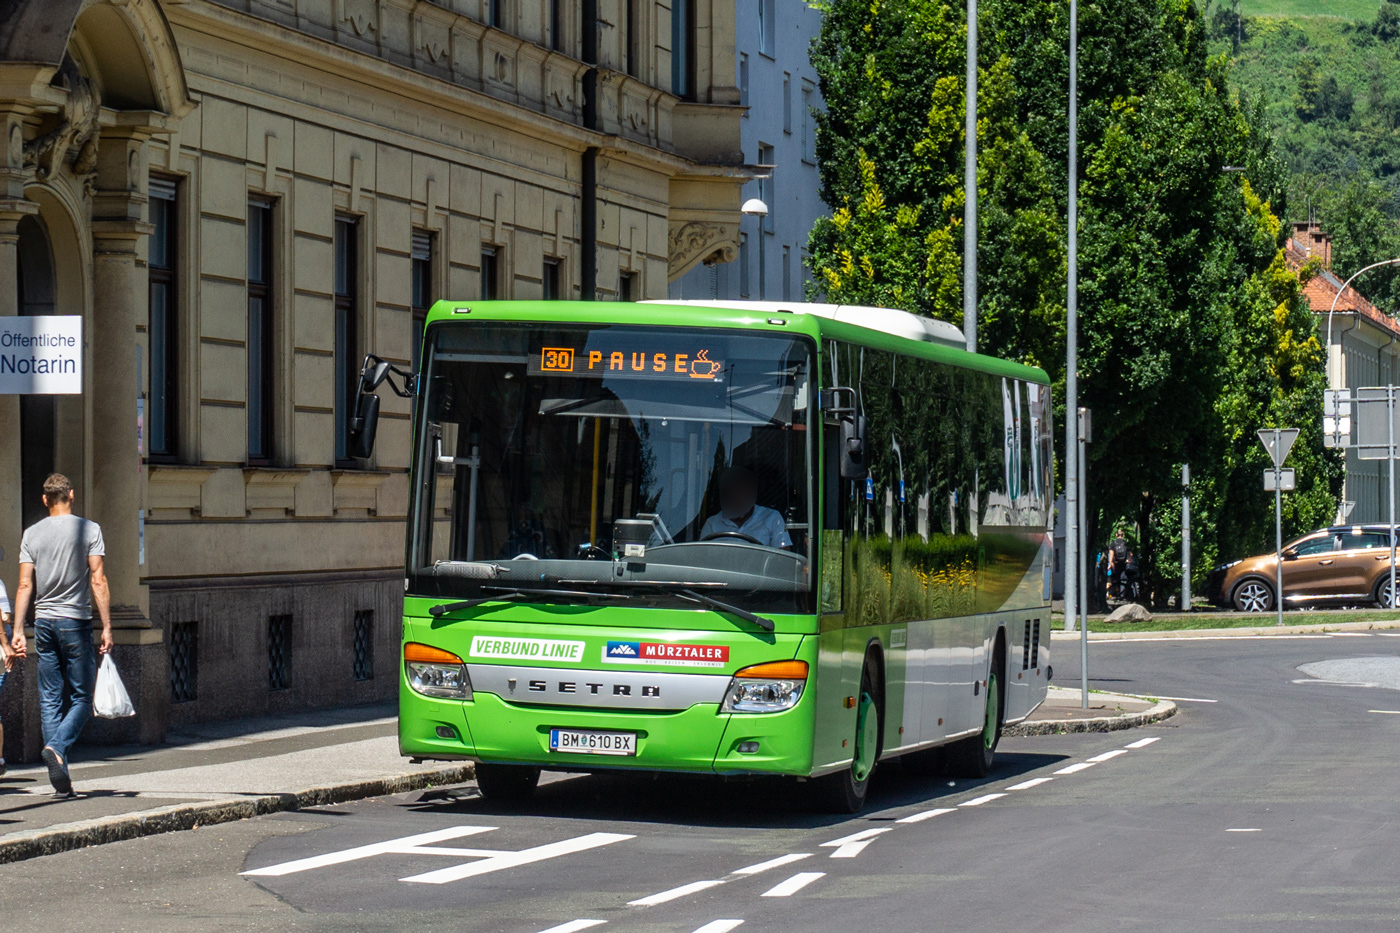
[1206,525,1399,612]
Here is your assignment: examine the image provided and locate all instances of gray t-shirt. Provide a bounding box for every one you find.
[18,515,105,621]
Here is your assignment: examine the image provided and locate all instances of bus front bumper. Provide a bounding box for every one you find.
[399,688,816,777]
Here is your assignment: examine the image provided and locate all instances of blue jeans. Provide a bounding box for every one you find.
[35,618,97,761]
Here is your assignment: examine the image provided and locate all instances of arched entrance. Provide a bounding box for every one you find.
[16,214,56,530]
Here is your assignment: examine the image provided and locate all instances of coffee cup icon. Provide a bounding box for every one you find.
[689,349,722,379]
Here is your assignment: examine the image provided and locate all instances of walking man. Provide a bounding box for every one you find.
[9,474,112,796]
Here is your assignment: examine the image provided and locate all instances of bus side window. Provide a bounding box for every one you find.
[821,418,846,613]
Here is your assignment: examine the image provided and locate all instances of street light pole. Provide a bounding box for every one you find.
[964,0,978,353]
[1063,0,1079,635]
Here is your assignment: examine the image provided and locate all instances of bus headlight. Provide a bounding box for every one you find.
[722,660,808,713]
[405,642,472,700]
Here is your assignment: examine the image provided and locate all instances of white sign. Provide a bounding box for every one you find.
[1264,468,1296,492]
[0,315,82,394]
[469,636,585,663]
[1257,428,1299,468]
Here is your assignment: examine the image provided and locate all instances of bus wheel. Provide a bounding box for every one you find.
[814,655,882,814]
[947,668,1002,779]
[474,763,541,801]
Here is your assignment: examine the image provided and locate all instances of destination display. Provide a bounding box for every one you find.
[528,340,725,381]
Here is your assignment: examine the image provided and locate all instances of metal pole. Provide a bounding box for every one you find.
[1182,463,1191,611]
[1063,0,1079,635]
[1078,408,1089,709]
[963,0,978,353]
[1274,441,1283,628]
[1390,389,1396,609]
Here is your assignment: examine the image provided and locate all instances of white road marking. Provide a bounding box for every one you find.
[897,807,956,824]
[1328,632,1373,636]
[1378,633,1400,636]
[1054,762,1096,775]
[1291,679,1379,688]
[733,853,811,875]
[828,840,875,858]
[537,921,606,933]
[691,922,744,933]
[628,879,724,907]
[1125,737,1161,748]
[1006,777,1053,791]
[1152,696,1218,703]
[1368,710,1400,714]
[1092,635,1333,644]
[820,827,891,847]
[241,826,497,876]
[1087,749,1128,763]
[402,832,634,885]
[761,872,826,897]
[960,793,1006,807]
[1226,828,1262,832]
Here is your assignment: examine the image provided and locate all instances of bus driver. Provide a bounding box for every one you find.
[700,466,791,549]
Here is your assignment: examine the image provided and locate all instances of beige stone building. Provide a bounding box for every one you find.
[0,0,750,759]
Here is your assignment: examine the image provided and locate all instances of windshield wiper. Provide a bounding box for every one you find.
[429,587,625,616]
[559,579,776,632]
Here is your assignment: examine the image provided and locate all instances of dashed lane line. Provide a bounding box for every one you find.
[691,922,744,933]
[1226,828,1262,833]
[1125,737,1161,748]
[733,853,812,875]
[959,793,1007,807]
[628,880,725,907]
[760,872,826,897]
[1054,762,1096,775]
[1152,696,1218,703]
[1086,749,1128,763]
[1006,777,1053,791]
[537,921,606,933]
[896,807,956,824]
[1368,710,1400,714]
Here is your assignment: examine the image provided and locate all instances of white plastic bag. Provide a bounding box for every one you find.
[94,654,136,719]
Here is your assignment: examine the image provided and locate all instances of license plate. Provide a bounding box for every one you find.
[549,728,637,756]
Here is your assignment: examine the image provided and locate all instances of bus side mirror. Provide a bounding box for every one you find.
[362,358,393,393]
[840,415,869,480]
[347,392,381,460]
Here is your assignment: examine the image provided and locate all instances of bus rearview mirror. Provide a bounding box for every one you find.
[840,415,869,480]
[362,358,392,393]
[347,392,381,460]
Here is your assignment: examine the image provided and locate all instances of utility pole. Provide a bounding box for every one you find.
[964,0,978,353]
[1064,0,1079,636]
[1181,464,1191,612]
[1078,407,1090,709]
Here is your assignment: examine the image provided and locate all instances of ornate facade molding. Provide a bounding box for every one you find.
[23,57,100,183]
[668,221,738,281]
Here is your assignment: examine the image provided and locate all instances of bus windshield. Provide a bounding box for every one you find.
[408,323,815,614]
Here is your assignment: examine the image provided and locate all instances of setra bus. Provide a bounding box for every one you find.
[348,300,1053,812]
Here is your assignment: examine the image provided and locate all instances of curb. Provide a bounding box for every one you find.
[0,763,475,865]
[1004,698,1177,736]
[1050,619,1400,641]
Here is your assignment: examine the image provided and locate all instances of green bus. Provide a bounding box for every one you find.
[349,300,1053,812]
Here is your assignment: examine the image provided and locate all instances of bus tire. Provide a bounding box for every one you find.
[474,763,541,801]
[947,652,1004,780]
[813,653,883,814]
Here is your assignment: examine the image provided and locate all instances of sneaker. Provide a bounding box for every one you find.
[41,746,71,796]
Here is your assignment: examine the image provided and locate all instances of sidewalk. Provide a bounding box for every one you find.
[1006,686,1176,736]
[1049,618,1400,640]
[0,703,471,864]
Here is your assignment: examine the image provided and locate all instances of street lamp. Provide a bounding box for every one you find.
[1325,257,1400,386]
[742,197,769,300]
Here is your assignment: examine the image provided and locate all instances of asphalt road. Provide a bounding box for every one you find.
[6,631,1400,932]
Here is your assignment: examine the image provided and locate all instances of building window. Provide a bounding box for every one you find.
[672,0,694,100]
[618,271,637,302]
[352,609,374,682]
[334,216,359,465]
[247,197,274,463]
[740,54,749,111]
[783,73,792,134]
[739,232,750,299]
[489,0,505,29]
[759,0,775,56]
[802,80,817,163]
[411,231,433,372]
[783,244,792,300]
[169,620,198,703]
[758,143,775,234]
[625,0,639,77]
[268,614,292,690]
[550,0,564,51]
[543,257,562,299]
[481,246,500,299]
[148,176,178,461]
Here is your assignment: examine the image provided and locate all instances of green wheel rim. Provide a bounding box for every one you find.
[853,691,878,783]
[982,673,1000,750]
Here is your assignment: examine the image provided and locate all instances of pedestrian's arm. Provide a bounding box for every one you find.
[10,562,32,657]
[89,555,113,656]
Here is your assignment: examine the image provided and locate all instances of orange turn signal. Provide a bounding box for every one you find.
[405,642,464,664]
[734,660,809,680]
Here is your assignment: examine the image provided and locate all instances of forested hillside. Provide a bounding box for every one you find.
[1219,1,1400,307]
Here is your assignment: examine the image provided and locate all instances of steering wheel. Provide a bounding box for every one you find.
[701,531,763,545]
[512,553,539,560]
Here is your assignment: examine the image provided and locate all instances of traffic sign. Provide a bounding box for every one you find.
[1356,387,1400,460]
[1263,468,1296,492]
[1257,428,1299,468]
[1323,389,1352,448]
